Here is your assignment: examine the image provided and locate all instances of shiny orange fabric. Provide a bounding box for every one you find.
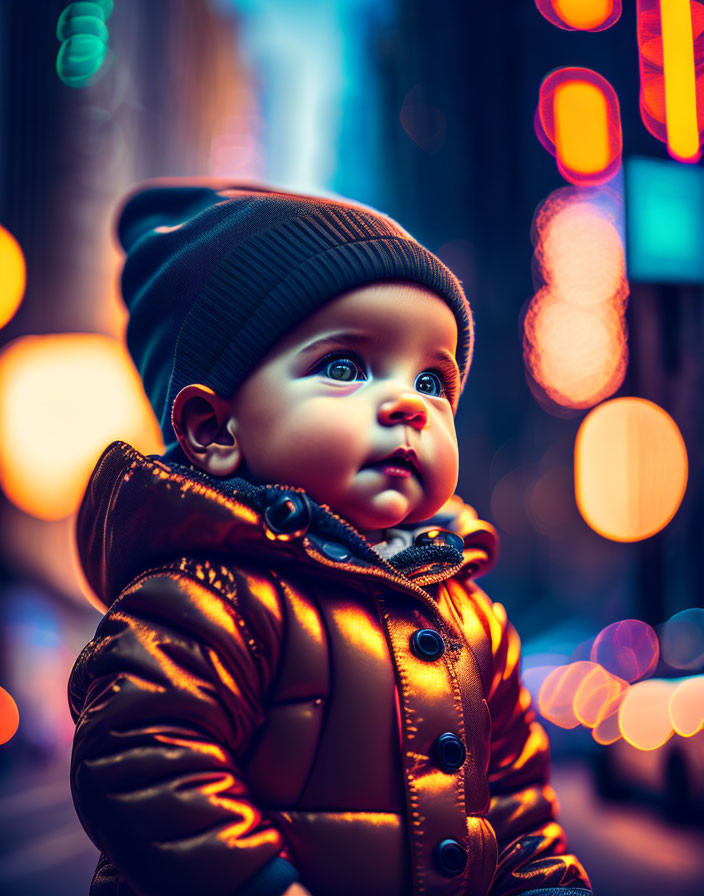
[68,441,591,896]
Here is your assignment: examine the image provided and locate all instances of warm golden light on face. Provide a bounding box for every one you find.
[230,283,460,539]
[575,398,688,542]
[0,334,163,520]
[660,0,700,161]
[618,678,676,750]
[0,686,20,745]
[0,225,26,330]
[554,80,611,175]
[669,676,704,736]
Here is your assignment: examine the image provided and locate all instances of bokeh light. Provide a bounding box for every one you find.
[56,33,108,87]
[525,186,628,411]
[0,224,26,330]
[400,84,447,154]
[554,80,610,178]
[590,619,659,682]
[539,661,598,728]
[660,0,700,161]
[56,8,109,42]
[661,608,704,670]
[522,663,564,708]
[0,685,20,745]
[637,0,704,162]
[0,334,163,520]
[618,678,676,750]
[575,398,688,542]
[524,289,627,408]
[56,2,114,89]
[536,68,622,185]
[531,613,704,751]
[536,0,622,31]
[592,704,625,744]
[4,585,94,746]
[669,675,704,736]
[573,662,629,728]
[536,199,627,308]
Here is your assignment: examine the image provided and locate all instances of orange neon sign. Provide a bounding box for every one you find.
[536,68,622,185]
[637,0,704,162]
[536,0,622,31]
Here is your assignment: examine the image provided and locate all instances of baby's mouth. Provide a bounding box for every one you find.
[362,456,422,483]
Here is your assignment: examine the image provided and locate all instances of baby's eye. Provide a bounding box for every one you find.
[415,370,446,398]
[315,351,367,382]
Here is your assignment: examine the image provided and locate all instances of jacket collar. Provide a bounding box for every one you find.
[77,441,498,612]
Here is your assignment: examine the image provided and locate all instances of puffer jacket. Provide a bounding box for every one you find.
[68,440,592,896]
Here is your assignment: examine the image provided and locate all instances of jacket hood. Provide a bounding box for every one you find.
[77,441,498,612]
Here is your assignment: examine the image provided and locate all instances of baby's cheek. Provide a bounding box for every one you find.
[422,444,459,510]
[429,424,459,469]
[279,418,359,483]
[303,398,370,448]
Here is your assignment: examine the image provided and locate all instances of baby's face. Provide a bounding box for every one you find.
[229,282,461,542]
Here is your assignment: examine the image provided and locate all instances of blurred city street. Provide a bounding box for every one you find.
[553,763,704,896]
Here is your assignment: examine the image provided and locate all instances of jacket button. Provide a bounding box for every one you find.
[434,839,467,877]
[410,628,445,661]
[320,541,350,562]
[434,732,467,772]
[414,528,465,553]
[263,491,312,538]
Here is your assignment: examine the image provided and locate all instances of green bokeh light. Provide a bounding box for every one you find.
[57,13,109,43]
[94,0,114,19]
[56,34,108,87]
[625,156,704,284]
[58,2,110,24]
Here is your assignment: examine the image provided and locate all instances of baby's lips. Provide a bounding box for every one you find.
[362,454,423,483]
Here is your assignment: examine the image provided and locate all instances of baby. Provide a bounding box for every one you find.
[68,182,592,896]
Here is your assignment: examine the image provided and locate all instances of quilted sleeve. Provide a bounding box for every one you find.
[68,563,299,896]
[475,593,592,896]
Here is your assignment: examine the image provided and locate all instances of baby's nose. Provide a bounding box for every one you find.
[378,393,428,430]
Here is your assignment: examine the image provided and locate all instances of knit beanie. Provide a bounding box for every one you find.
[116,179,474,449]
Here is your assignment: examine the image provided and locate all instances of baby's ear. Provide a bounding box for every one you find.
[171,384,242,476]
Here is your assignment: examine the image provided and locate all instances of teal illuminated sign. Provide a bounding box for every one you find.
[625,156,704,283]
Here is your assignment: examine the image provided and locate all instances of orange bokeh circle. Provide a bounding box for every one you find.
[0,225,26,330]
[0,686,20,745]
[575,398,688,542]
[618,678,676,750]
[524,289,627,409]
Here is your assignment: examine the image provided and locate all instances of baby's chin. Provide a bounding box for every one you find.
[334,486,439,535]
